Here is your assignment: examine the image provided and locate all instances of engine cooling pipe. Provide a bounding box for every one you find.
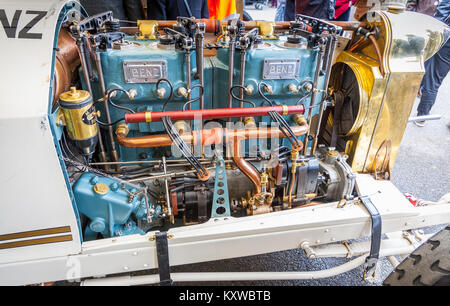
[125,105,305,123]
[115,124,308,194]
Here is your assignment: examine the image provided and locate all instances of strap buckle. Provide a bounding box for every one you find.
[363,257,377,280]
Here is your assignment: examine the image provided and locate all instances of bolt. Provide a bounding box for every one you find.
[245,84,254,95]
[301,241,316,259]
[156,87,166,98]
[177,86,189,98]
[264,84,273,94]
[128,88,138,99]
[288,83,299,93]
[303,82,313,92]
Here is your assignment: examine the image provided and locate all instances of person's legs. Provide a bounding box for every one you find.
[417,40,450,117]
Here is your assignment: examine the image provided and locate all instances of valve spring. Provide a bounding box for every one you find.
[105,19,121,32]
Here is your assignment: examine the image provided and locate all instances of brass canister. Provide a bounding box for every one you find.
[59,87,98,156]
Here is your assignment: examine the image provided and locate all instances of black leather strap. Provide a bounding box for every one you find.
[155,232,173,286]
[359,196,382,279]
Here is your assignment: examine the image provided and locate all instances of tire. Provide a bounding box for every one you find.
[383,225,450,286]
[243,10,253,21]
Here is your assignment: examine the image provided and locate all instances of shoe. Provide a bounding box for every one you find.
[414,120,425,127]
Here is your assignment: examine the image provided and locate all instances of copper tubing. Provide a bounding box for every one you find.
[368,34,385,77]
[116,125,308,148]
[232,135,262,194]
[348,34,385,77]
[116,124,308,193]
[53,28,80,105]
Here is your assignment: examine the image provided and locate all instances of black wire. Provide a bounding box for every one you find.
[60,141,85,173]
[106,89,136,114]
[257,81,274,106]
[162,116,207,177]
[255,81,302,148]
[182,84,204,111]
[156,77,208,179]
[229,85,256,108]
[96,117,125,127]
[61,131,86,166]
[158,78,174,112]
[268,112,298,148]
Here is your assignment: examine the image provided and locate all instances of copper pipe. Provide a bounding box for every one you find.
[116,124,309,193]
[368,34,385,77]
[53,28,80,105]
[116,125,308,148]
[232,135,262,195]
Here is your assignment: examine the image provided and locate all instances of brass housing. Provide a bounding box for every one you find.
[325,11,449,173]
[59,87,98,155]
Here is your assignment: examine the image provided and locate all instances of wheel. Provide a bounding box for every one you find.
[255,3,264,10]
[383,225,450,286]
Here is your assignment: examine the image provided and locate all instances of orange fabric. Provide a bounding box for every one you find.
[208,0,236,20]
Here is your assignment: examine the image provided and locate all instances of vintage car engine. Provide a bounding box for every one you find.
[49,10,444,241]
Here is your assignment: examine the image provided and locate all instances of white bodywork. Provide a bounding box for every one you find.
[0,0,449,286]
[0,0,81,264]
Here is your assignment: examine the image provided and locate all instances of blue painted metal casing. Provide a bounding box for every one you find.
[90,38,211,161]
[211,39,325,148]
[87,37,325,161]
[72,173,149,240]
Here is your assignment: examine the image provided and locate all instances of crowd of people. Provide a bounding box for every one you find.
[80,0,449,127]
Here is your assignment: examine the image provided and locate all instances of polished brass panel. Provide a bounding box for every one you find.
[325,11,448,173]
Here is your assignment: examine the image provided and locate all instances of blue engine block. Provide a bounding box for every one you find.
[72,173,158,240]
[88,35,325,162]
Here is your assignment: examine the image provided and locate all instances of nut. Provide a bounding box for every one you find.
[177,87,189,98]
[156,87,166,99]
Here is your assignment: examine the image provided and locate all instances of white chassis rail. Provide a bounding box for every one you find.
[0,0,449,286]
[1,174,450,285]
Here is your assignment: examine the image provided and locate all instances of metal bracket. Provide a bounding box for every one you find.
[360,195,382,280]
[211,155,231,218]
